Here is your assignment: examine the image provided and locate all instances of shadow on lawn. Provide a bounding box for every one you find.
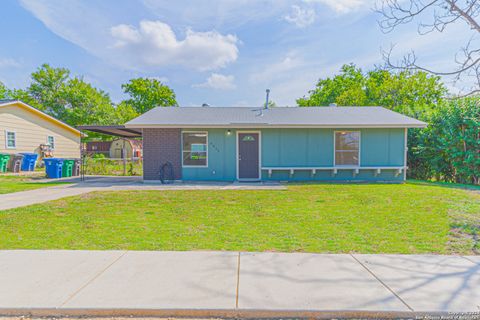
[407,179,480,191]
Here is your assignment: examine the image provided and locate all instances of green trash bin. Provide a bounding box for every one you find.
[0,153,11,173]
[62,159,75,177]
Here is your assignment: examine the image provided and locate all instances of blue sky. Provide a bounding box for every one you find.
[0,0,468,106]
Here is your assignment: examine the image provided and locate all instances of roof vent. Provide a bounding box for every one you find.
[264,89,270,109]
[329,103,337,107]
[202,103,210,107]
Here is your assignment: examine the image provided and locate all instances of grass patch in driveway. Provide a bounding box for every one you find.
[0,182,479,254]
[0,175,66,194]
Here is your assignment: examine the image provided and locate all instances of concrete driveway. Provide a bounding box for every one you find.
[0,251,478,318]
[0,176,285,211]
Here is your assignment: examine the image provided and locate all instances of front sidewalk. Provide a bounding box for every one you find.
[0,250,478,317]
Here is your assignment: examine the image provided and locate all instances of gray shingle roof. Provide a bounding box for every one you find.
[125,106,427,128]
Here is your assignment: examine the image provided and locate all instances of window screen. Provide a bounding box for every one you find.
[335,131,359,166]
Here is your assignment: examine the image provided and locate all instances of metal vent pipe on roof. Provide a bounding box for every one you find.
[265,89,270,109]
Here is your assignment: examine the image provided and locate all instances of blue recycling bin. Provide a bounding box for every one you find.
[20,153,38,171]
[43,158,64,179]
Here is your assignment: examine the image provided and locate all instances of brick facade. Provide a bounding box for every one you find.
[142,128,182,180]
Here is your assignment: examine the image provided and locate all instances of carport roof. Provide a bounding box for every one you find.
[77,125,142,137]
[125,106,427,129]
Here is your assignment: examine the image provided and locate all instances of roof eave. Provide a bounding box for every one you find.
[125,123,427,129]
[0,100,83,136]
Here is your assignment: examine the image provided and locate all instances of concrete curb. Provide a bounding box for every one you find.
[0,308,443,319]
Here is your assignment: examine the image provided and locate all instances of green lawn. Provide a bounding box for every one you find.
[0,182,479,254]
[0,175,66,194]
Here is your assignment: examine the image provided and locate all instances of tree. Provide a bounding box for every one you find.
[8,88,45,110]
[121,77,177,114]
[60,77,117,126]
[376,0,480,96]
[418,97,480,184]
[115,101,139,124]
[297,65,368,107]
[0,81,8,99]
[28,64,70,118]
[297,64,446,117]
[13,64,121,126]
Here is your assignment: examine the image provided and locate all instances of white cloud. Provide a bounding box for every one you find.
[193,73,236,90]
[250,52,304,84]
[305,0,367,14]
[284,5,316,28]
[111,20,239,71]
[20,1,240,72]
[0,58,21,68]
[147,76,169,83]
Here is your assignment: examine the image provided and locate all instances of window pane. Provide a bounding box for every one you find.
[7,132,15,148]
[182,132,207,166]
[182,132,207,151]
[47,136,55,148]
[335,131,359,151]
[183,152,207,166]
[335,131,359,165]
[191,143,206,152]
[242,135,255,142]
[335,151,359,166]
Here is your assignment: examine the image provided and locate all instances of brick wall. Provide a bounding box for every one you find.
[142,128,182,180]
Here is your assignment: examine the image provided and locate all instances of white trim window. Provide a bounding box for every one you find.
[182,131,208,167]
[47,135,55,149]
[5,131,16,149]
[334,131,360,166]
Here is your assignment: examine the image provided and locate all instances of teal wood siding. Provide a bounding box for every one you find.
[262,128,333,167]
[361,128,404,166]
[181,128,405,181]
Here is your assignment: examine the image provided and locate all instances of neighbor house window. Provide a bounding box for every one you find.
[335,131,360,166]
[47,136,55,149]
[182,131,207,167]
[5,131,16,149]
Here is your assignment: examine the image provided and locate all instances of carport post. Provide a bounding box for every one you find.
[122,138,126,176]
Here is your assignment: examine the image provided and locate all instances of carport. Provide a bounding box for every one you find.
[77,125,142,179]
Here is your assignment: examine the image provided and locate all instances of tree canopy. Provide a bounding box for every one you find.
[60,77,118,126]
[297,64,446,117]
[0,81,8,99]
[28,64,70,118]
[0,65,177,127]
[122,77,177,114]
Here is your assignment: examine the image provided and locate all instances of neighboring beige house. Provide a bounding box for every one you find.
[0,100,81,160]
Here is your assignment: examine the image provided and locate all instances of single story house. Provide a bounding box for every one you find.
[125,106,426,182]
[86,139,142,158]
[0,100,81,160]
